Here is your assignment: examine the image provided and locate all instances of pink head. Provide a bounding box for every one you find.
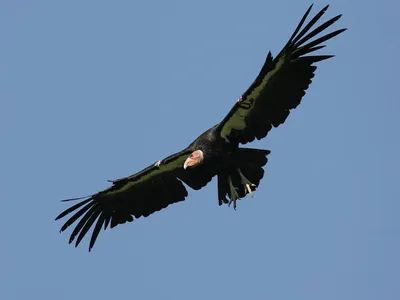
[183,150,204,169]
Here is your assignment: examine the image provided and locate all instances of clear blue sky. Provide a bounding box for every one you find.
[1,1,399,299]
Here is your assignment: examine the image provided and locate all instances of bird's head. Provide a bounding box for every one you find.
[183,150,204,169]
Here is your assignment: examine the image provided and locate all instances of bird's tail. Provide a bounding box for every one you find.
[217,148,270,206]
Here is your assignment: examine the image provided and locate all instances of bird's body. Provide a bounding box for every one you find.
[56,5,346,251]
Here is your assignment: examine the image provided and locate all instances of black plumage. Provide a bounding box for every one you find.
[56,5,346,251]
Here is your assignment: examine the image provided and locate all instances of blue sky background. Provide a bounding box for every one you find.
[1,1,399,299]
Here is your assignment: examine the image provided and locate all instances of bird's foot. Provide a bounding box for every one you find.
[228,175,240,210]
[237,168,256,197]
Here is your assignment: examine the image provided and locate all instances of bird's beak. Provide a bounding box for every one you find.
[183,158,197,169]
[183,159,192,170]
[183,150,204,170]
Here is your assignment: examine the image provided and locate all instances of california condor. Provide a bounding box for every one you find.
[56,5,346,251]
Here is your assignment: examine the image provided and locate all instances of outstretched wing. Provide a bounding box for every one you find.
[55,149,192,251]
[218,5,346,145]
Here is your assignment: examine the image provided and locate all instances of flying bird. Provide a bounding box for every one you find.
[56,5,346,251]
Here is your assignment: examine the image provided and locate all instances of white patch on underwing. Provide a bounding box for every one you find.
[220,57,286,140]
[105,154,188,196]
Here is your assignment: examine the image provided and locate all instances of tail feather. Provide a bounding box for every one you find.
[217,148,270,205]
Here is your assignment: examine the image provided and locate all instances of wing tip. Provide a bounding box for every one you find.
[322,4,329,12]
[61,195,90,202]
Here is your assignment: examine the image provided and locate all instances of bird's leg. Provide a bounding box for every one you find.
[228,175,240,210]
[237,168,256,197]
